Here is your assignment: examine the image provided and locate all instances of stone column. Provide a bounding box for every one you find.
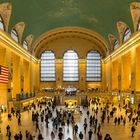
[79,59,86,90]
[106,57,112,93]
[5,49,12,102]
[56,59,62,88]
[131,48,136,108]
[12,54,20,98]
[118,57,122,105]
[20,58,24,93]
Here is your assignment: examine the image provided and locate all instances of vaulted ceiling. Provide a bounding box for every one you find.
[1,0,138,42]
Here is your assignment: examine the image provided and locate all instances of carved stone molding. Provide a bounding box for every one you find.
[32,27,109,58]
[12,22,25,44]
[130,2,140,31]
[25,34,34,51]
[0,2,12,31]
[117,21,131,44]
[108,34,118,51]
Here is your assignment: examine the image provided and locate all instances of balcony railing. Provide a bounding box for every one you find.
[16,92,35,101]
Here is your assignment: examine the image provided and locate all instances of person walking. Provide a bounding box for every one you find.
[36,122,40,132]
[0,128,2,140]
[79,131,84,140]
[8,130,11,140]
[50,131,55,140]
[38,133,43,140]
[18,115,21,126]
[58,131,63,140]
[97,131,102,140]
[14,134,19,140]
[6,125,10,136]
[131,125,136,137]
[118,117,120,125]
[104,133,112,140]
[107,115,110,123]
[74,124,78,134]
[123,117,126,126]
[83,122,87,133]
[88,129,93,140]
[18,131,23,140]
[114,117,117,126]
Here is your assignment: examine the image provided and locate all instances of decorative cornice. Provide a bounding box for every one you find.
[0,30,39,63]
[104,31,140,63]
[32,27,109,58]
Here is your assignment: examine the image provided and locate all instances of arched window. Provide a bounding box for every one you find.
[63,50,78,81]
[40,51,56,81]
[11,29,19,43]
[23,40,28,50]
[113,39,119,50]
[0,15,4,30]
[123,28,131,42]
[86,50,101,81]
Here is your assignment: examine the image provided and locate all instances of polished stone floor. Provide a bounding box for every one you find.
[0,102,140,140]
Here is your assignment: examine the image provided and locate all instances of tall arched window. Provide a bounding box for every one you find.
[11,29,19,43]
[86,50,101,81]
[63,50,78,81]
[113,39,119,50]
[0,15,4,30]
[123,28,131,42]
[40,51,56,81]
[23,40,28,50]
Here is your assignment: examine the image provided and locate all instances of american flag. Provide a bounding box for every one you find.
[0,65,8,84]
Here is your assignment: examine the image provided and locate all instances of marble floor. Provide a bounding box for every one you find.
[0,103,140,140]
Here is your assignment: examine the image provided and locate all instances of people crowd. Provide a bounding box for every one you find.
[0,97,140,140]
